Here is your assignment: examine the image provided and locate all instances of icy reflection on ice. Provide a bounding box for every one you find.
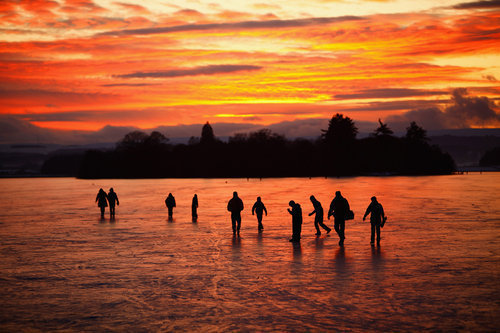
[0,175,499,331]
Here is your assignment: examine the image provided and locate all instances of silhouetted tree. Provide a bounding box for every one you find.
[321,113,358,175]
[405,121,428,142]
[321,113,358,144]
[116,131,149,151]
[200,122,216,145]
[372,119,394,137]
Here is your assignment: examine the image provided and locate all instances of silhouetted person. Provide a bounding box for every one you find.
[288,200,302,242]
[309,195,331,236]
[107,187,119,218]
[192,194,198,221]
[363,196,386,246]
[252,196,267,231]
[95,188,108,218]
[227,191,244,236]
[328,191,350,246]
[165,193,176,218]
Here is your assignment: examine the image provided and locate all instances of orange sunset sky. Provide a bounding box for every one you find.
[1,0,499,140]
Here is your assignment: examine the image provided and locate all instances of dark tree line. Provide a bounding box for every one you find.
[43,115,456,178]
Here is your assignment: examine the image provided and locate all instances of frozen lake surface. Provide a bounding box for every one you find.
[0,175,499,331]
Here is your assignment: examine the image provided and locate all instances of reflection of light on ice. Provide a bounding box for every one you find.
[0,174,499,331]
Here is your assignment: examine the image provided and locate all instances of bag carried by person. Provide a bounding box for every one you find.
[345,210,354,220]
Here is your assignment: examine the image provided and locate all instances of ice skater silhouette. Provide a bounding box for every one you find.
[309,195,331,236]
[252,196,267,231]
[328,191,350,246]
[363,196,386,246]
[288,200,302,242]
[95,188,108,218]
[227,191,244,236]
[107,188,119,218]
[165,193,176,219]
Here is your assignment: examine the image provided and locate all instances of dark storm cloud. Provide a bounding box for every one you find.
[483,74,498,82]
[116,64,262,78]
[334,88,447,100]
[452,0,500,9]
[99,15,363,36]
[387,88,500,131]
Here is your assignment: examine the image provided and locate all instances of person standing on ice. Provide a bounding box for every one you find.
[288,200,302,242]
[165,193,176,219]
[328,191,350,246]
[363,196,386,246]
[95,188,108,218]
[227,191,244,236]
[192,194,198,221]
[252,196,267,231]
[107,188,119,218]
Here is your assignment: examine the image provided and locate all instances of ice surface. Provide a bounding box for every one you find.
[0,175,499,331]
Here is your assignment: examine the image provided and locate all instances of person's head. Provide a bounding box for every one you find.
[194,194,197,198]
[168,193,172,197]
[371,196,377,202]
[310,195,316,202]
[109,187,114,192]
[99,188,104,193]
[335,191,341,197]
[289,200,295,207]
[233,191,238,197]
[257,196,261,202]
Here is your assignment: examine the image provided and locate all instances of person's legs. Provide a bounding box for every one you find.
[370,223,375,244]
[314,220,321,235]
[257,214,263,230]
[338,220,345,245]
[109,205,115,217]
[100,206,105,218]
[236,214,241,235]
[319,220,331,233]
[168,207,173,218]
[376,224,381,245]
[231,215,237,234]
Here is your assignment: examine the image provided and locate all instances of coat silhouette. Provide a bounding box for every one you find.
[309,195,331,236]
[288,200,302,242]
[328,191,350,246]
[192,194,198,220]
[227,192,244,235]
[165,193,176,218]
[95,188,108,218]
[363,196,386,245]
[107,188,119,218]
[252,197,267,231]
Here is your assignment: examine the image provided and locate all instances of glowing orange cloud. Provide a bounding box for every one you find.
[0,0,499,132]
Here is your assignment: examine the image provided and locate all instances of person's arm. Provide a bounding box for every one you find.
[327,201,334,219]
[309,208,316,217]
[252,203,256,215]
[363,205,371,221]
[264,205,267,216]
[95,194,99,203]
[287,208,292,215]
[116,195,119,206]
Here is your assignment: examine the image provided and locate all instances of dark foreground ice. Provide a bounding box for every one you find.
[0,175,499,331]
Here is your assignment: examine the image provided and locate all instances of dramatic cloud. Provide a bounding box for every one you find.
[387,89,500,130]
[99,15,364,36]
[453,0,500,9]
[116,64,263,78]
[333,88,447,100]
